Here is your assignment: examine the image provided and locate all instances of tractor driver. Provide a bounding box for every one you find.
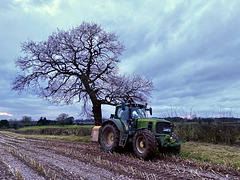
[131,107,145,119]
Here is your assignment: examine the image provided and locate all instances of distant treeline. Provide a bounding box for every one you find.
[0,115,95,130]
[0,113,76,129]
[75,119,95,125]
[1,116,239,130]
[164,117,240,123]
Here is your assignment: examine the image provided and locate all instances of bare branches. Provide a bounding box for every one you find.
[13,22,153,124]
[13,22,123,101]
[99,74,154,105]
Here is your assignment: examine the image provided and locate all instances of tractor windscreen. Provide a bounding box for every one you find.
[131,106,146,119]
[116,104,147,122]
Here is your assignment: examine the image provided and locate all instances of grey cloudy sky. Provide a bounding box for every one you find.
[1,0,240,120]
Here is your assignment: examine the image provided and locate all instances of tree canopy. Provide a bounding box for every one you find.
[13,22,153,125]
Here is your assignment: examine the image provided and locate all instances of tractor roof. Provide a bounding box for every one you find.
[116,102,147,108]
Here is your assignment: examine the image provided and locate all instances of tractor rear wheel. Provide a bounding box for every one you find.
[133,129,157,159]
[100,123,120,152]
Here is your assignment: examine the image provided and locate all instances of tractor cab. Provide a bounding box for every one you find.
[114,98,152,132]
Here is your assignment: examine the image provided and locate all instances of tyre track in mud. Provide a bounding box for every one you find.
[0,132,239,180]
[0,133,129,180]
[26,137,240,179]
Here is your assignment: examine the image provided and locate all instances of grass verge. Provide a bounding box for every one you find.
[18,125,94,130]
[0,131,91,142]
[14,126,92,136]
[180,141,240,169]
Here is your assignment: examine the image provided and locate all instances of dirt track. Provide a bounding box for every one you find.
[0,132,239,180]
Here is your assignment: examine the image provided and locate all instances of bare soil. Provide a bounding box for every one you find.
[0,132,239,180]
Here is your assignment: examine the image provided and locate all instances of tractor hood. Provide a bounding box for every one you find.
[137,118,170,124]
[137,118,172,131]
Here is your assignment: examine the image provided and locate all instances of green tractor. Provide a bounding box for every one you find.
[91,97,182,159]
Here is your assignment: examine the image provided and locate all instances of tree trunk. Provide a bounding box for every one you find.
[81,76,103,125]
[92,100,102,126]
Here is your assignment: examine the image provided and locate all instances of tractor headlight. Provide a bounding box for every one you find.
[170,136,176,142]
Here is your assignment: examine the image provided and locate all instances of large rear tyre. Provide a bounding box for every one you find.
[133,129,157,159]
[100,123,120,152]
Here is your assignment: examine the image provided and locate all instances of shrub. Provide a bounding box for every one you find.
[175,123,240,145]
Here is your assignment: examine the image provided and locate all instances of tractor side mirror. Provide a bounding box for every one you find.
[121,102,125,110]
[150,107,152,116]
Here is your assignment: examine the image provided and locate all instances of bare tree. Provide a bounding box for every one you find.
[20,116,32,127]
[56,113,69,122]
[56,113,73,125]
[12,22,153,125]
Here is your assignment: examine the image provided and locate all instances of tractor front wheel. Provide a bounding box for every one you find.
[100,123,120,152]
[133,129,157,159]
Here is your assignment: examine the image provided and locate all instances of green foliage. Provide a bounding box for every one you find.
[175,123,240,145]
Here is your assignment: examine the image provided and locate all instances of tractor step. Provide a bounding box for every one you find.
[119,133,128,147]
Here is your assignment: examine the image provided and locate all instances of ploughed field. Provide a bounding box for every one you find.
[0,132,239,180]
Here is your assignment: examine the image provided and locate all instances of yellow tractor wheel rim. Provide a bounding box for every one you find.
[136,136,146,154]
[105,131,114,147]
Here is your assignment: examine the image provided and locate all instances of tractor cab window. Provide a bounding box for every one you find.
[116,105,146,121]
[116,106,130,123]
[131,106,146,119]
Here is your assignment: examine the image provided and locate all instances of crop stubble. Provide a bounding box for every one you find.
[0,132,239,180]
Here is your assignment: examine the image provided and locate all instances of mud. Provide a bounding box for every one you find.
[0,132,239,180]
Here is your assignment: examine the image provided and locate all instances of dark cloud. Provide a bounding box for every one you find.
[1,0,240,119]
[116,1,240,118]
